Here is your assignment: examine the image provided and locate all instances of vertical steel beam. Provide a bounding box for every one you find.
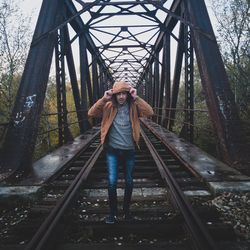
[0,0,61,180]
[105,71,114,89]
[64,26,85,134]
[86,58,93,107]
[92,55,99,104]
[92,55,99,125]
[79,34,93,108]
[148,65,154,108]
[145,72,149,103]
[102,69,108,91]
[141,82,145,99]
[159,33,171,127]
[137,85,142,98]
[153,53,159,122]
[181,18,194,142]
[55,28,73,146]
[165,33,171,127]
[96,65,101,99]
[158,50,165,125]
[168,22,185,131]
[154,53,160,109]
[99,64,105,95]
[98,65,102,94]
[79,34,90,131]
[142,81,146,99]
[186,0,243,164]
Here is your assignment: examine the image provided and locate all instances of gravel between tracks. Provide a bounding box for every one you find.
[204,192,250,240]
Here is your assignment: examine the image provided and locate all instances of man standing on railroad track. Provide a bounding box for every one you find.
[88,81,153,224]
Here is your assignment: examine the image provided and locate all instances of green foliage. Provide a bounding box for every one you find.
[172,62,218,157]
[0,0,31,147]
[211,0,250,122]
[34,78,58,159]
[34,79,81,161]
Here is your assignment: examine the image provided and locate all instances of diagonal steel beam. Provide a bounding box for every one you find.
[0,0,62,181]
[186,0,244,164]
[64,0,113,83]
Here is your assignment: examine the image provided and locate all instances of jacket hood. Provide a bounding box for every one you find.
[112,81,131,94]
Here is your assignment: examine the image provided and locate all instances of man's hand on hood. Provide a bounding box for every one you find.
[103,89,113,101]
[129,87,138,100]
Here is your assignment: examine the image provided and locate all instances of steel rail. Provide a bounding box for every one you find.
[25,143,103,250]
[140,128,218,250]
[140,118,216,178]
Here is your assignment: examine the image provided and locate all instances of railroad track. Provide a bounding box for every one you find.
[0,124,238,250]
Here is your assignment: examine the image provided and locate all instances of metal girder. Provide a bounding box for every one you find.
[98,64,105,94]
[153,52,160,122]
[79,34,91,131]
[180,17,194,143]
[75,0,163,6]
[186,0,243,164]
[0,0,61,180]
[92,55,99,104]
[168,21,184,131]
[99,45,152,49]
[55,27,73,145]
[159,33,171,127]
[139,0,181,86]
[64,25,85,134]
[91,54,99,127]
[64,0,113,83]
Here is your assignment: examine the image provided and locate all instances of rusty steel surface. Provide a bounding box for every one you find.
[185,0,244,164]
[0,0,62,180]
[55,25,73,145]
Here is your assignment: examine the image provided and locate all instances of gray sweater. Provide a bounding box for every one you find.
[108,102,135,150]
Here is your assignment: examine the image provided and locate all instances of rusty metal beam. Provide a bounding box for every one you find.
[186,0,243,164]
[79,34,91,131]
[0,0,61,181]
[64,25,85,134]
[159,33,171,127]
[55,27,73,145]
[64,0,113,83]
[168,21,184,131]
[139,0,181,85]
[180,13,194,143]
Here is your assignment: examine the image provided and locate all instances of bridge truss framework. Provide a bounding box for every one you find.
[0,0,244,180]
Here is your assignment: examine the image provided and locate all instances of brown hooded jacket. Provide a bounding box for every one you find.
[88,81,154,148]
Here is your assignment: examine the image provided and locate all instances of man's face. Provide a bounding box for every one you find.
[116,91,128,105]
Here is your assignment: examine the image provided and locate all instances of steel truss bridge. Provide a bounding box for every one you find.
[0,0,246,180]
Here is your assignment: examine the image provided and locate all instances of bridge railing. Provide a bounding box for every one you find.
[0,110,86,160]
[0,107,218,161]
[152,107,218,157]
[34,109,90,160]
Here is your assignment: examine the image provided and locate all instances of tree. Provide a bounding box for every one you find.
[211,0,250,119]
[0,0,32,123]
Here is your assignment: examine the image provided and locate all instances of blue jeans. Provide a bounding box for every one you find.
[106,146,135,216]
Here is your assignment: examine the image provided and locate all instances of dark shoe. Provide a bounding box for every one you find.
[105,215,117,224]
